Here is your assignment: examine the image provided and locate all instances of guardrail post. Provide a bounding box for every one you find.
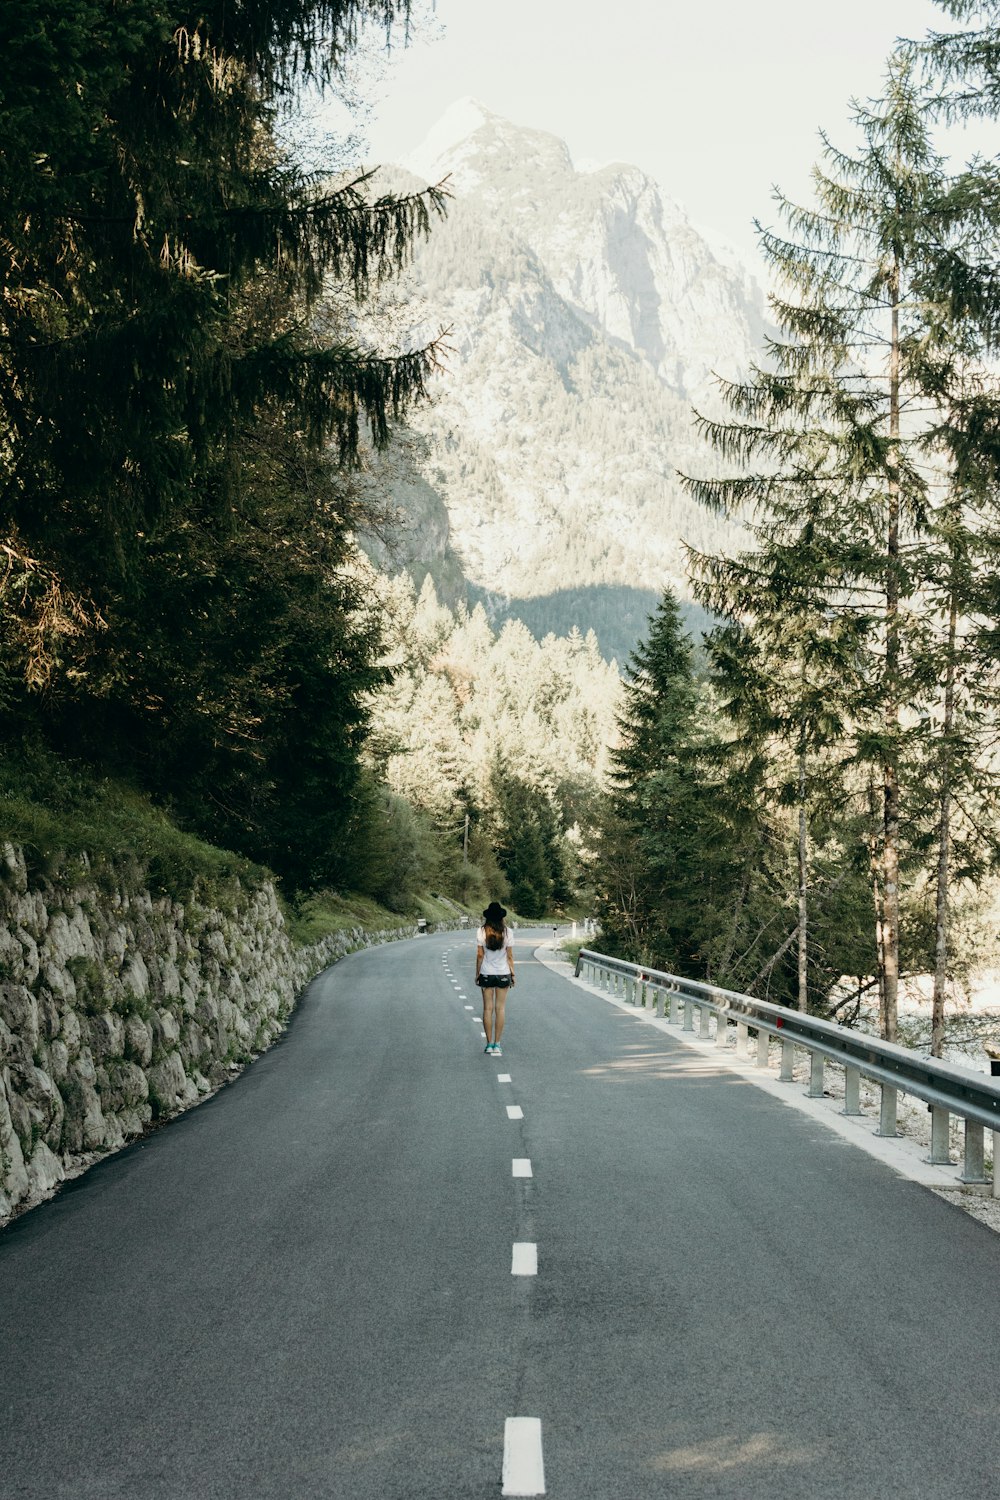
[843,1067,861,1115]
[878,1084,898,1136]
[683,999,694,1032]
[699,1004,712,1038]
[669,989,681,1025]
[808,1052,824,1098]
[756,1029,769,1067]
[962,1121,987,1184]
[929,1107,951,1165]
[737,1019,748,1055]
[716,1010,728,1047]
[780,1038,794,1081]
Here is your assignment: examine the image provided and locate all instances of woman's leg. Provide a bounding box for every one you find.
[493,985,507,1044]
[482,985,496,1045]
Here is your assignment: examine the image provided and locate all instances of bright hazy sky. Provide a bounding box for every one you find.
[351,0,979,262]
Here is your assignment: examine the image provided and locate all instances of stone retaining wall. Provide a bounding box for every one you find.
[0,843,452,1222]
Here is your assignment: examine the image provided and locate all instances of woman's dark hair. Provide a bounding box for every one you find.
[483,900,507,949]
[484,922,505,951]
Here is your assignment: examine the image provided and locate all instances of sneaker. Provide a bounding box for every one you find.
[484,1043,494,1054]
[492,1044,502,1057]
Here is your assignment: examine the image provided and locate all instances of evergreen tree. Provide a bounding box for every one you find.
[0,1,447,886]
[489,766,554,919]
[683,53,976,1038]
[914,0,1000,1051]
[595,593,721,972]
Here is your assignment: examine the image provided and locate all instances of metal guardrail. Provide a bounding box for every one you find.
[575,948,1000,1189]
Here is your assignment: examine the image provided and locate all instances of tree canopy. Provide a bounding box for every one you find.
[0,0,447,888]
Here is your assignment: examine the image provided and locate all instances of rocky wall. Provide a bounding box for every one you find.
[0,843,442,1222]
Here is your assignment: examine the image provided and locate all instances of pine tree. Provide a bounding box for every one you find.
[914,0,1000,1051]
[0,1,448,886]
[595,593,717,971]
[683,53,967,1039]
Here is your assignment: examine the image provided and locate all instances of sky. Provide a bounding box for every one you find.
[341,0,981,264]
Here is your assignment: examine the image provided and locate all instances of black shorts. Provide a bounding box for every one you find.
[476,973,512,988]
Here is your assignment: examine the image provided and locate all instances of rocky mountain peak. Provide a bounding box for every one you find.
[365,103,767,660]
[404,96,575,198]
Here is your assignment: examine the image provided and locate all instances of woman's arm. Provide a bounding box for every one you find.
[507,936,515,984]
[476,943,484,981]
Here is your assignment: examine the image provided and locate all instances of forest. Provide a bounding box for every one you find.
[0,0,611,921]
[596,2,1000,1052]
[7,0,1000,1056]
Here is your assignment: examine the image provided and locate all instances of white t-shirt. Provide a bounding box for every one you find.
[477,925,514,977]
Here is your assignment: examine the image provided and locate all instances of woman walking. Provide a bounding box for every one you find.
[476,901,515,1056]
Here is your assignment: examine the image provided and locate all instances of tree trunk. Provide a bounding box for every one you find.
[931,565,959,1058]
[797,741,808,1012]
[881,254,902,1043]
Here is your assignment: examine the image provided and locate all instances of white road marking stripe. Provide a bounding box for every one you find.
[464,1005,474,1010]
[512,1158,532,1178]
[511,1242,537,1275]
[502,1417,545,1496]
[506,1105,524,1120]
[497,1073,512,1083]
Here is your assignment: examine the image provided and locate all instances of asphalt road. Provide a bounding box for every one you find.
[4,927,1000,1499]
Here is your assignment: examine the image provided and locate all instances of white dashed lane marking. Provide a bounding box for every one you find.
[506,1105,524,1120]
[511,1242,537,1276]
[502,1417,545,1496]
[498,1073,512,1083]
[512,1158,532,1178]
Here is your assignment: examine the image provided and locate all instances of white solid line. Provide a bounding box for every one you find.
[502,1417,545,1496]
[506,1104,524,1120]
[511,1241,537,1275]
[497,1073,512,1083]
[512,1158,532,1178]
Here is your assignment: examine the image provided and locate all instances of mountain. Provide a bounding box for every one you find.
[359,100,769,662]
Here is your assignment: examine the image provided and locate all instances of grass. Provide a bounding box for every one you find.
[0,748,262,905]
[0,743,263,908]
[285,891,415,945]
[559,937,587,968]
[286,888,477,947]
[0,745,480,946]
